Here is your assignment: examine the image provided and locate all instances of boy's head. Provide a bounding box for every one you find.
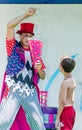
[60,57,76,73]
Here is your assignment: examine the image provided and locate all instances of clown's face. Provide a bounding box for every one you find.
[20,33,33,48]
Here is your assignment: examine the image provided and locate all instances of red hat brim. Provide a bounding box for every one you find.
[16,30,34,35]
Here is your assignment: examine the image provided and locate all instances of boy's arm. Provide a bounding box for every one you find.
[55,81,67,128]
[72,91,74,104]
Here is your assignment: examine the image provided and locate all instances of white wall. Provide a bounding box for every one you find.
[0,4,82,130]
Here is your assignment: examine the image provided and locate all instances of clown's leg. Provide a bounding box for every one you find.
[22,89,45,130]
[0,91,20,130]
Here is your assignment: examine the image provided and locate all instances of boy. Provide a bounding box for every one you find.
[55,56,76,130]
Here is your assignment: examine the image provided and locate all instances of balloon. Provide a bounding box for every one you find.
[45,54,78,91]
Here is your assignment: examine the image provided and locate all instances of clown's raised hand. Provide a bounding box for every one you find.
[25,7,36,17]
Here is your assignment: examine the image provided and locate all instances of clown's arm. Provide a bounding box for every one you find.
[6,7,36,40]
[6,7,36,56]
[34,61,46,80]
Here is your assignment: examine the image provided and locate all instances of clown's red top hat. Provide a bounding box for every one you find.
[16,22,34,35]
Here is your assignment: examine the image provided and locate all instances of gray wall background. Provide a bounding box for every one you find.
[0,4,82,130]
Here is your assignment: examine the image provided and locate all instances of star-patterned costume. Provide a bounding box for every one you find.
[0,38,46,130]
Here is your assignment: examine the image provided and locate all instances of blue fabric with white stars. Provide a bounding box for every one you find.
[6,41,25,76]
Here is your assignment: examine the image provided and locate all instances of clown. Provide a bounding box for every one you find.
[0,7,46,130]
